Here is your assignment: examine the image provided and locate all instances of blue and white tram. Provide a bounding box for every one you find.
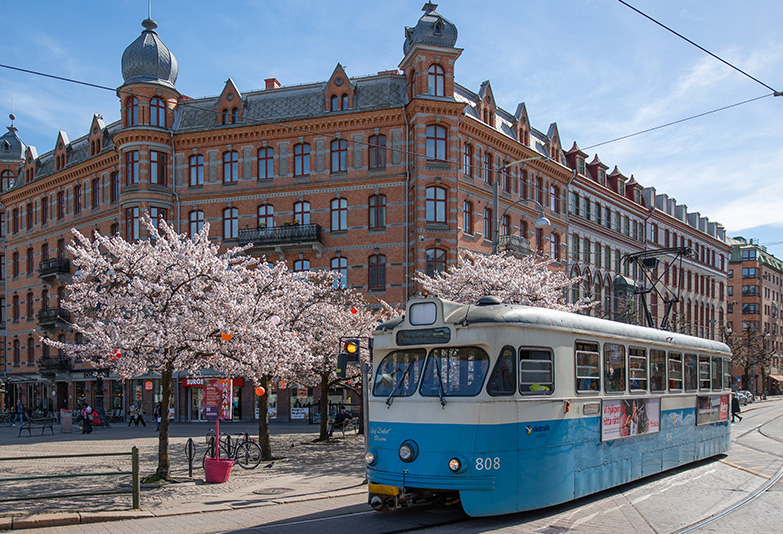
[365,296,732,517]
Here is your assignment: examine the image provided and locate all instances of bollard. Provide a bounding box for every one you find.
[185,438,196,478]
[132,446,140,509]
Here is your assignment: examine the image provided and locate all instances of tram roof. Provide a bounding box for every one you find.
[377,297,731,355]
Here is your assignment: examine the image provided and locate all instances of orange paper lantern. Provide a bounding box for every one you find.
[221,331,233,341]
[255,386,266,397]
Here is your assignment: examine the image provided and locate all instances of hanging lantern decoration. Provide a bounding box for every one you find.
[221,331,233,342]
[350,306,357,314]
[269,315,281,326]
[110,350,121,361]
[255,386,266,397]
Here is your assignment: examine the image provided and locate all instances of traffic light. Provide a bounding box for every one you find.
[336,353,348,378]
[342,339,361,363]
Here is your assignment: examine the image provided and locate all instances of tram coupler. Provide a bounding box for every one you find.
[368,483,403,513]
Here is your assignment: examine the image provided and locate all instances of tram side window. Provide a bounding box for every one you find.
[604,343,626,393]
[650,349,666,392]
[629,347,647,392]
[420,346,489,397]
[712,357,723,391]
[519,348,554,395]
[724,358,732,391]
[668,353,683,391]
[698,355,711,390]
[684,353,698,391]
[372,349,426,397]
[575,341,600,393]
[487,346,516,396]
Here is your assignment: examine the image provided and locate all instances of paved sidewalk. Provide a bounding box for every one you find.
[0,419,366,530]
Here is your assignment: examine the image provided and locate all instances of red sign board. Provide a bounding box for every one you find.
[144,381,153,391]
[202,379,232,420]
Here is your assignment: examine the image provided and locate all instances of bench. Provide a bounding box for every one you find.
[19,417,55,437]
[339,418,359,437]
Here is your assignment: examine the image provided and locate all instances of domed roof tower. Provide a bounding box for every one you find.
[403,2,458,56]
[121,18,178,89]
[0,114,27,162]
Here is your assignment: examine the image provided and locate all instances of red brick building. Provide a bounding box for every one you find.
[0,4,730,420]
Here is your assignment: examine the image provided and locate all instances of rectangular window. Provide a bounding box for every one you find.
[629,347,647,392]
[125,150,139,185]
[151,151,167,185]
[110,174,119,203]
[223,207,238,239]
[73,185,82,214]
[331,198,347,231]
[711,356,723,391]
[223,151,238,183]
[331,139,347,173]
[368,254,386,290]
[41,197,48,224]
[368,195,386,230]
[519,348,554,395]
[26,203,33,229]
[575,341,600,393]
[603,343,626,393]
[294,143,310,176]
[668,353,682,390]
[699,355,711,390]
[462,201,472,234]
[369,135,386,170]
[684,353,698,391]
[650,349,666,391]
[91,179,100,208]
[126,207,139,240]
[483,208,492,241]
[258,147,274,180]
[189,155,204,186]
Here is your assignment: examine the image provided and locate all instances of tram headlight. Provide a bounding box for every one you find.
[448,457,462,472]
[364,450,377,466]
[398,440,419,463]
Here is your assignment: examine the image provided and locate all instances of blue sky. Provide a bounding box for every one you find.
[2,1,782,256]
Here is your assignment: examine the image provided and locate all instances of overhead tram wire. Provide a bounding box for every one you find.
[617,0,782,96]
[0,62,775,175]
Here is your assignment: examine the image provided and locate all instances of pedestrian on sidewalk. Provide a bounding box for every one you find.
[131,405,147,427]
[731,393,742,422]
[128,403,136,426]
[81,402,93,434]
[154,402,162,431]
[12,400,24,426]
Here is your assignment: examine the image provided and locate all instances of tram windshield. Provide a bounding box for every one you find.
[372,349,426,397]
[420,346,489,397]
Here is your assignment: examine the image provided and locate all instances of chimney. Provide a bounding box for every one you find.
[265,78,281,90]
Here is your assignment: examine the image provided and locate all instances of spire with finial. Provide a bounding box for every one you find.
[8,113,17,133]
[422,2,438,12]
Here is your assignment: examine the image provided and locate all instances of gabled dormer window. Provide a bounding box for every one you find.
[576,158,585,176]
[598,169,606,186]
[331,95,339,111]
[618,181,625,196]
[341,94,349,110]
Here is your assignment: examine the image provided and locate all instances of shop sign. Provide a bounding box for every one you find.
[82,371,111,379]
[202,379,232,420]
[182,377,244,387]
[145,381,153,391]
[290,407,308,420]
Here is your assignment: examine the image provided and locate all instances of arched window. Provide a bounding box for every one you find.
[223,207,238,239]
[368,254,386,290]
[368,194,386,229]
[125,97,139,126]
[368,135,386,169]
[221,109,229,125]
[428,64,445,96]
[258,147,273,180]
[294,201,311,225]
[223,150,238,183]
[501,214,510,237]
[463,201,473,234]
[27,336,34,364]
[1,170,14,192]
[330,139,347,173]
[188,210,204,238]
[26,291,34,319]
[41,242,49,262]
[341,94,349,110]
[425,248,446,277]
[425,186,446,223]
[550,185,560,212]
[257,204,274,228]
[426,125,446,161]
[13,339,20,364]
[150,97,166,127]
[331,257,348,289]
[463,144,473,176]
[331,95,339,111]
[231,108,239,124]
[12,295,19,321]
[331,198,348,231]
[293,143,310,176]
[294,259,310,272]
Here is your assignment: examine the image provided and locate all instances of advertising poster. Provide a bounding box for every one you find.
[601,398,661,441]
[697,394,729,425]
[202,379,232,420]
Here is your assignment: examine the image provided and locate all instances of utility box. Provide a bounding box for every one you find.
[60,409,72,433]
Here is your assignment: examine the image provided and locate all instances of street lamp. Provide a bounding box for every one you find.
[492,155,551,254]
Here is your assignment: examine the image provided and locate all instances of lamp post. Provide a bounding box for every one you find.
[492,155,551,254]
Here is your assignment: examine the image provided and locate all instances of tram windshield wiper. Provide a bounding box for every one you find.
[386,362,414,407]
[434,361,447,407]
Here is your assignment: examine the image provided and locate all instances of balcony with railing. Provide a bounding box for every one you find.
[497,235,532,257]
[38,258,71,284]
[237,224,324,256]
[38,356,73,371]
[37,307,71,330]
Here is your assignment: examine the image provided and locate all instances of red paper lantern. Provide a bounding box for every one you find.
[221,331,233,341]
[255,386,266,397]
[110,350,121,361]
[350,306,357,314]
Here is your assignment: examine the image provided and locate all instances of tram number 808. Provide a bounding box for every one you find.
[475,457,501,471]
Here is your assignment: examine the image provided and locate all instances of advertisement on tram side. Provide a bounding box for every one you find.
[696,394,729,425]
[601,398,661,441]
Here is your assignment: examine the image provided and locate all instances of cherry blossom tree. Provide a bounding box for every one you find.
[44,216,303,480]
[414,250,591,312]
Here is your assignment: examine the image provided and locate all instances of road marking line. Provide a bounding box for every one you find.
[719,459,771,479]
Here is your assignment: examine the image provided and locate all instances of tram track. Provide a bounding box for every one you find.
[666,404,783,534]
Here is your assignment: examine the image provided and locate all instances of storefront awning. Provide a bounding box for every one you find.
[768,375,783,382]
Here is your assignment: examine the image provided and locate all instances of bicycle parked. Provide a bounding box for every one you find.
[203,430,262,470]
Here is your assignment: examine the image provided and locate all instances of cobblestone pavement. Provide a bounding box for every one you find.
[0,420,366,519]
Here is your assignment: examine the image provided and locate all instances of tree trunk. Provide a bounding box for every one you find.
[155,365,174,480]
[319,372,330,441]
[256,376,273,460]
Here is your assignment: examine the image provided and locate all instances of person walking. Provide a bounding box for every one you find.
[134,405,147,427]
[731,393,742,422]
[81,402,93,434]
[12,400,24,427]
[153,402,162,432]
[128,403,136,427]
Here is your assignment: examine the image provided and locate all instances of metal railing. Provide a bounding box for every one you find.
[237,223,322,247]
[0,447,140,509]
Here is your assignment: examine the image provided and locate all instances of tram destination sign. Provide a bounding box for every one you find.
[396,327,451,346]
